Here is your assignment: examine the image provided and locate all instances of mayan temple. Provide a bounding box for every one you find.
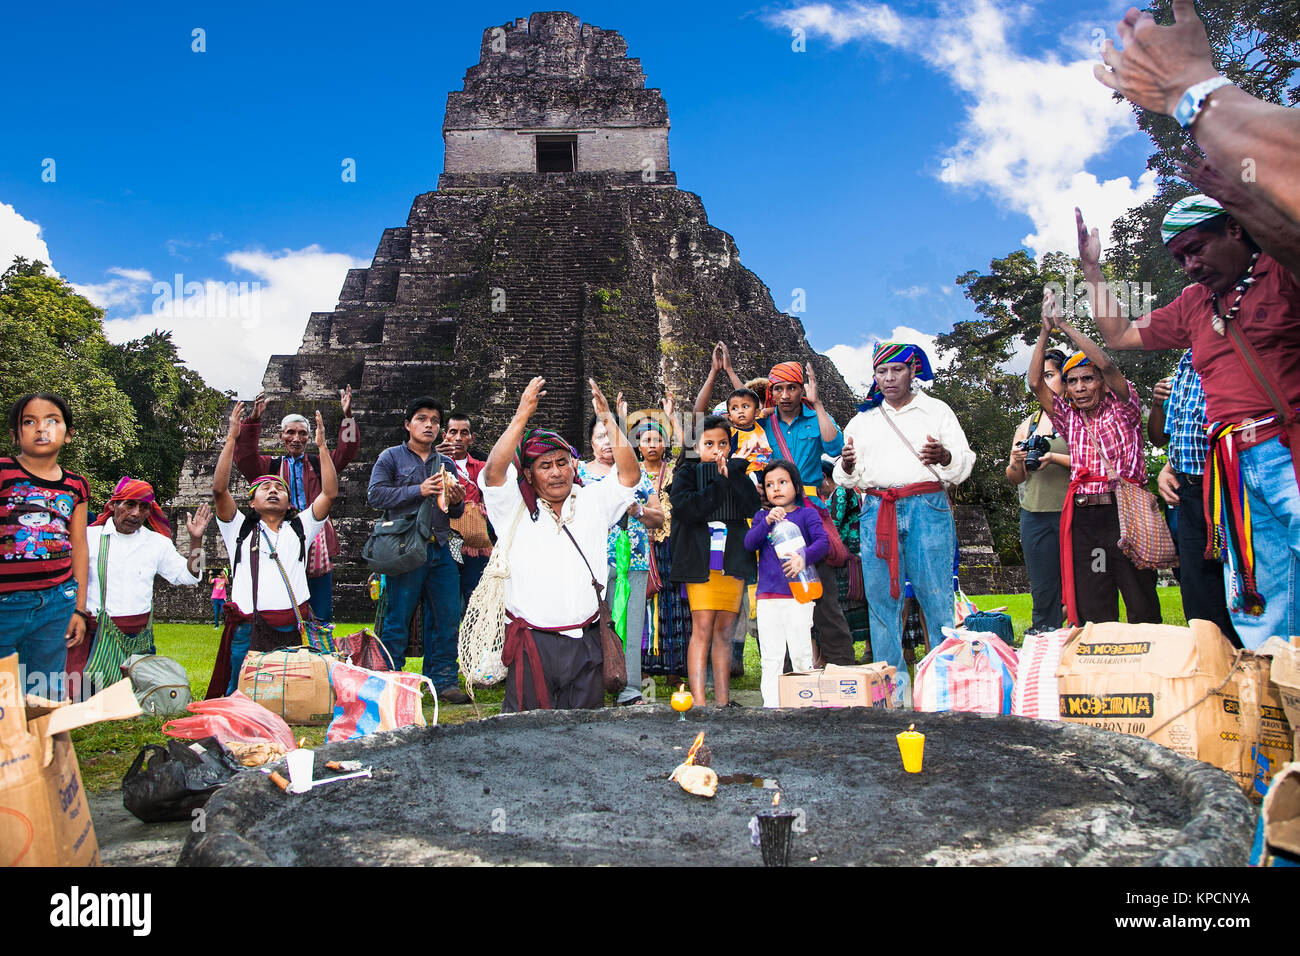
[161,11,863,619]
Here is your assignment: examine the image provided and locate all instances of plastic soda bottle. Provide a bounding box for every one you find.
[768,518,822,604]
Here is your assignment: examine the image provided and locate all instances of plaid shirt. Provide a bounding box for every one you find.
[1051,380,1146,496]
[1164,350,1208,476]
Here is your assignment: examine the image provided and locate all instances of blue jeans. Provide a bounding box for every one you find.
[860,491,956,703]
[0,581,78,700]
[1227,436,1300,650]
[459,553,490,613]
[381,540,461,690]
[212,599,224,627]
[226,619,300,695]
[307,571,333,623]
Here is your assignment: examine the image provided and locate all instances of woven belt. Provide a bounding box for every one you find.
[1072,492,1115,507]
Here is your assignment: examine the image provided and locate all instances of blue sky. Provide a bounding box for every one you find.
[0,1,1159,396]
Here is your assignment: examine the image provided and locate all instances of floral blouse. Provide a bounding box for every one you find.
[578,462,655,572]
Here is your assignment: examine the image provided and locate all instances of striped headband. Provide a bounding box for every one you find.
[1161,194,1225,245]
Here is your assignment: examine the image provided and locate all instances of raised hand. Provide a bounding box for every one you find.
[227,401,245,439]
[662,392,675,420]
[314,410,328,449]
[249,392,267,422]
[1175,147,1244,207]
[804,362,819,404]
[710,342,724,374]
[719,342,733,371]
[1094,1,1217,115]
[589,378,613,420]
[616,391,628,428]
[1042,287,1061,335]
[517,377,546,421]
[1075,208,1101,268]
[340,384,353,418]
[186,502,213,539]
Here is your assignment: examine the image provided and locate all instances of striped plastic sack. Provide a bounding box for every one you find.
[914,627,1018,715]
[326,660,436,742]
[1011,628,1075,720]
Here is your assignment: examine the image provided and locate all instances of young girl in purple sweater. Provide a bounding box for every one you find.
[744,460,829,706]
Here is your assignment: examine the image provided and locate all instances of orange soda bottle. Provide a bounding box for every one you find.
[769,518,822,604]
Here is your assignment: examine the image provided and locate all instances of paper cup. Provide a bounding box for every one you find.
[896,730,925,773]
[286,748,315,794]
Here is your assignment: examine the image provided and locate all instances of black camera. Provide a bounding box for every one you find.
[1016,434,1051,472]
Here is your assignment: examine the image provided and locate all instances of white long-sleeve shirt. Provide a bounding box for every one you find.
[833,391,975,490]
[86,519,201,617]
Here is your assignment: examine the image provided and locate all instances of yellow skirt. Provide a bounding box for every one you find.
[686,571,745,613]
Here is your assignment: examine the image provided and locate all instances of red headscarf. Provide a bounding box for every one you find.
[90,476,172,536]
[766,361,814,410]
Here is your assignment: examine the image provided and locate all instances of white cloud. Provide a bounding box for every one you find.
[0,201,54,273]
[824,324,943,396]
[768,1,1158,256]
[892,284,928,298]
[72,266,156,309]
[102,245,366,396]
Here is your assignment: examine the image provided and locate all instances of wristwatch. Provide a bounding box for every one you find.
[1174,76,1233,130]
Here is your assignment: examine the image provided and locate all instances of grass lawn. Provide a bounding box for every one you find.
[71,587,1187,793]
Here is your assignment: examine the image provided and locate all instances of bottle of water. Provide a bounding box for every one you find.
[768,518,822,604]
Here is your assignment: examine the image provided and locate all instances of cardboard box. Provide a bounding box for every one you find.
[1262,762,1300,858]
[237,648,335,725]
[1055,621,1292,798]
[778,662,896,709]
[1257,637,1300,761]
[0,653,141,866]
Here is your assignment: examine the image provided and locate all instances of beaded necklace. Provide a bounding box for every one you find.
[1210,252,1260,335]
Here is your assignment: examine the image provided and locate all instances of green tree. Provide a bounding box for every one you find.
[102,330,229,501]
[0,258,138,501]
[0,257,230,503]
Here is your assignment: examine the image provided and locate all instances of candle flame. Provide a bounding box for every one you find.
[909,723,914,732]
[684,731,705,765]
[773,791,781,807]
[678,683,685,693]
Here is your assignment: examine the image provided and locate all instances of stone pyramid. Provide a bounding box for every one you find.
[164,11,859,620]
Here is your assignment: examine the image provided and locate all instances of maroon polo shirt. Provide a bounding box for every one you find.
[1138,254,1300,424]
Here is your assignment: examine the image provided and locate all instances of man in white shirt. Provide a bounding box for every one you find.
[834,342,975,703]
[73,477,209,696]
[206,401,337,697]
[479,376,638,711]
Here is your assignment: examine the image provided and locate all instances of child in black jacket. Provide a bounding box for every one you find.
[669,415,761,707]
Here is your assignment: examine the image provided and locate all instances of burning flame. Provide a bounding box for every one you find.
[772,791,782,808]
[909,723,915,732]
[683,732,705,766]
[678,683,685,693]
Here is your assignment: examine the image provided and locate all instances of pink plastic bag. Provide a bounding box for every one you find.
[914,627,1018,715]
[162,690,297,750]
[326,661,434,742]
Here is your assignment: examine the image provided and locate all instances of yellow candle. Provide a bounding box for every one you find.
[670,690,694,713]
[896,726,925,773]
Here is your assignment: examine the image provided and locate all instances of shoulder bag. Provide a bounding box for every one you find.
[84,534,155,694]
[363,452,437,575]
[561,525,627,695]
[1080,416,1177,570]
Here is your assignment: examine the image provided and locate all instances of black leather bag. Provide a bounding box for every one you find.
[363,499,435,575]
[121,737,242,823]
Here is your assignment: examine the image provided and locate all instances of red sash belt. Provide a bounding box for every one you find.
[503,611,598,710]
[866,481,944,599]
[1058,470,1108,626]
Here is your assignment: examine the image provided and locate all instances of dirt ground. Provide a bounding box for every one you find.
[176,706,1255,867]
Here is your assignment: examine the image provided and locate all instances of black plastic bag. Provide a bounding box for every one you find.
[122,736,243,823]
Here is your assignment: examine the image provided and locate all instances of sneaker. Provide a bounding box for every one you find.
[438,686,471,705]
[617,696,644,707]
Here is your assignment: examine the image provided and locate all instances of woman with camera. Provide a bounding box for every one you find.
[1006,347,1071,634]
